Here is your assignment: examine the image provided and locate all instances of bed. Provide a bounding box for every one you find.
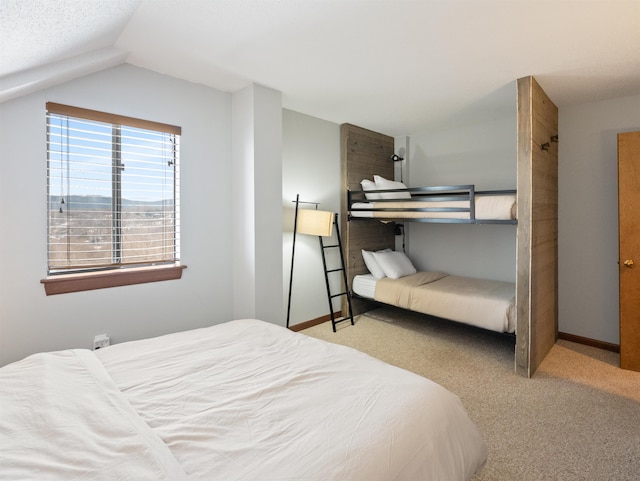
[348,176,517,224]
[0,318,487,481]
[353,272,516,334]
[354,248,516,334]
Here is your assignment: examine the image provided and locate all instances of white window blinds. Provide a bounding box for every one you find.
[46,103,181,274]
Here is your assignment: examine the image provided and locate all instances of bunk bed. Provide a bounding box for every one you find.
[346,177,517,333]
[341,76,558,377]
[345,173,517,333]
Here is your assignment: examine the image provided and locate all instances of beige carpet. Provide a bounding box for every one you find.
[302,307,640,481]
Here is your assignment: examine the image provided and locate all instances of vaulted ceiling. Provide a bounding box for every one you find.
[2,0,640,135]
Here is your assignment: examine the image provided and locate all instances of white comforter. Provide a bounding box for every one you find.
[0,350,189,481]
[1,319,487,481]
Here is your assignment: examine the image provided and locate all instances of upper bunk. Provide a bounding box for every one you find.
[347,178,517,225]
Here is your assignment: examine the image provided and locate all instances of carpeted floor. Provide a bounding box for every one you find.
[301,307,640,481]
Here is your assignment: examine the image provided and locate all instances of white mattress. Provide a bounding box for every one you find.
[352,272,378,298]
[1,319,488,481]
[350,194,516,220]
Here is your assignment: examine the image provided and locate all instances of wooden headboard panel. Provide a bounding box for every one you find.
[340,123,396,315]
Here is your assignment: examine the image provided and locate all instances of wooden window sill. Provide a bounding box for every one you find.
[41,264,187,296]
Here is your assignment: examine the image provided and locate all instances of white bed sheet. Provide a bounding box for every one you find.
[96,319,488,481]
[350,194,516,220]
[0,350,189,481]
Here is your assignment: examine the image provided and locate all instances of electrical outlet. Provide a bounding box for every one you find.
[93,334,110,350]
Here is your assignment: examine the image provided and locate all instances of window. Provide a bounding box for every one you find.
[42,103,185,295]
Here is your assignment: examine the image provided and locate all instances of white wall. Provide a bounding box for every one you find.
[282,109,341,328]
[232,84,283,324]
[404,113,518,283]
[0,64,236,365]
[558,92,640,344]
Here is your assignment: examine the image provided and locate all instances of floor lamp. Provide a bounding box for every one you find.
[286,195,335,329]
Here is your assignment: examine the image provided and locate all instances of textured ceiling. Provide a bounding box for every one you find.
[2,0,640,135]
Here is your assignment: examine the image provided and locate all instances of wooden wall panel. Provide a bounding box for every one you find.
[516,76,559,377]
[341,123,395,315]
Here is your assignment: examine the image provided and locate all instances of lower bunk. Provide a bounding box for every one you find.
[354,250,516,334]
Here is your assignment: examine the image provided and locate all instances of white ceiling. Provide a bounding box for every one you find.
[2,0,640,135]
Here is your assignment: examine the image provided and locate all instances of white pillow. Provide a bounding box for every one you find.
[362,248,391,279]
[360,179,382,200]
[373,175,411,199]
[371,250,417,279]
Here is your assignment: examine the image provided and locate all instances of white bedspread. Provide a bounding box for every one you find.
[1,320,487,481]
[0,350,189,481]
[96,319,488,481]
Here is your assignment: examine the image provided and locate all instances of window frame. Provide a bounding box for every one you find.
[41,103,186,295]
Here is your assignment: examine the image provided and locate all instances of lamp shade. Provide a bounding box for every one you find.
[297,209,334,237]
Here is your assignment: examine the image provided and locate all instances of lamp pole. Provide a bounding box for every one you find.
[286,194,301,328]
